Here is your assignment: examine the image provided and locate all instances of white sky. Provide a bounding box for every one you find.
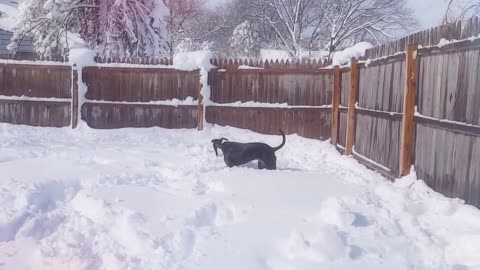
[206,0,449,30]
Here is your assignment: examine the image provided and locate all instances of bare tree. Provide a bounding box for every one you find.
[246,0,325,59]
[320,0,417,59]
[443,0,480,24]
[162,0,204,56]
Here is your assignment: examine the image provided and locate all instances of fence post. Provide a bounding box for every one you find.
[71,68,79,129]
[331,66,341,145]
[345,58,359,155]
[197,71,204,131]
[399,44,418,176]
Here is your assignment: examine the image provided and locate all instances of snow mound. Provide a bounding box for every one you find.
[69,47,96,68]
[332,42,373,66]
[173,50,215,71]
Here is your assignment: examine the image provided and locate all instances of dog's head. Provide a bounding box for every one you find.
[211,138,228,157]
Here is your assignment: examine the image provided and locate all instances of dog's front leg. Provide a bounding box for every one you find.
[224,155,234,168]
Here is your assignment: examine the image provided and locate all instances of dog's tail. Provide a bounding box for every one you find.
[273,129,286,152]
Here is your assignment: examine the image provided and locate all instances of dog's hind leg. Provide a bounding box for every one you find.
[258,160,266,170]
[265,155,277,170]
[266,162,277,170]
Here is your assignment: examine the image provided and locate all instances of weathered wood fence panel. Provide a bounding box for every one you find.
[0,64,72,98]
[414,44,480,207]
[207,67,333,139]
[0,63,72,127]
[209,69,333,106]
[415,123,480,205]
[83,67,199,102]
[355,113,402,176]
[338,110,348,149]
[206,106,331,140]
[81,103,198,129]
[358,58,405,113]
[344,56,407,177]
[340,70,350,107]
[0,100,71,127]
[81,67,200,129]
[417,48,480,125]
[337,70,350,149]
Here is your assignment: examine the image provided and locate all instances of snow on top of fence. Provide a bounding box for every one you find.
[210,101,332,109]
[173,50,215,71]
[0,95,71,102]
[85,97,197,107]
[0,58,71,66]
[331,42,373,66]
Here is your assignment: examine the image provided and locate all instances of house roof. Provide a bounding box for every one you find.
[0,29,34,54]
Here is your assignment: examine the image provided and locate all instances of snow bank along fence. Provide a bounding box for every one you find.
[332,17,480,207]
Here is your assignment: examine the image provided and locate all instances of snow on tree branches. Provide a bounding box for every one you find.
[10,0,169,58]
[229,20,261,58]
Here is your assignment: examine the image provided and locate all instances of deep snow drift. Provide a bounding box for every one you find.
[1,124,480,270]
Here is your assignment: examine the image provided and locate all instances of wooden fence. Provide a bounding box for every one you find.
[413,40,480,204]
[0,17,479,208]
[81,66,200,129]
[331,18,480,207]
[0,63,72,127]
[206,68,333,140]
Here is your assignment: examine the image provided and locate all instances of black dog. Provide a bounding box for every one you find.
[211,129,286,170]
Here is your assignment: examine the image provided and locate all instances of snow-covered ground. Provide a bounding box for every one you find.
[1,124,480,270]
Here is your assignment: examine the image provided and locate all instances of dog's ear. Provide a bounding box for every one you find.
[220,138,229,142]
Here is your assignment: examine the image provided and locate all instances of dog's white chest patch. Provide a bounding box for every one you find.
[217,149,224,157]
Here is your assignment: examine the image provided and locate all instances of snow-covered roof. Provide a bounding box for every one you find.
[0,0,18,31]
[0,1,33,55]
[0,29,34,54]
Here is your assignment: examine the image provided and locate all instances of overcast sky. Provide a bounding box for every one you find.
[206,0,449,30]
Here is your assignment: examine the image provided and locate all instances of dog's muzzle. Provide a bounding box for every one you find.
[212,143,224,157]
